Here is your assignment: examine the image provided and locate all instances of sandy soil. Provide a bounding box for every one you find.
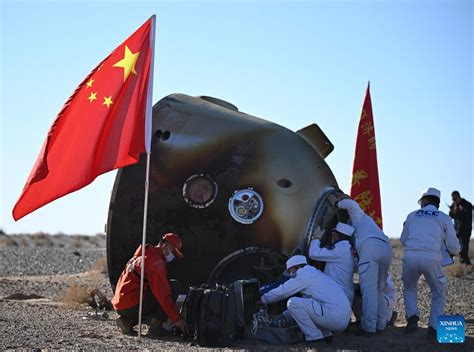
[0,233,473,351]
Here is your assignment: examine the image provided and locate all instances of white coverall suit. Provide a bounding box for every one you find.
[261,265,351,341]
[354,272,397,324]
[338,199,393,332]
[384,273,397,323]
[309,239,355,304]
[400,204,460,329]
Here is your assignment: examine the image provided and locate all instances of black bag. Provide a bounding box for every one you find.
[233,279,260,327]
[180,285,207,340]
[197,285,237,346]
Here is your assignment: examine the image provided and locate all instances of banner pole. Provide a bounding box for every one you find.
[137,15,156,338]
[137,152,151,338]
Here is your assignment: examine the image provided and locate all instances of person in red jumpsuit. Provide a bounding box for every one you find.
[112,233,189,337]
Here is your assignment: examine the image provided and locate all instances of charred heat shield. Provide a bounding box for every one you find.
[107,94,342,291]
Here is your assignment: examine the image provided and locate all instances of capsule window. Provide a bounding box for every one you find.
[183,174,218,209]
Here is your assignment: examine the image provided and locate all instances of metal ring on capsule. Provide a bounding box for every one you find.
[228,188,264,224]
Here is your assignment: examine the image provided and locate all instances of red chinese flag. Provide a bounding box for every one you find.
[13,16,156,221]
[350,82,383,228]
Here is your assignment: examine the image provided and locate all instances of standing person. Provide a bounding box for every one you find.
[400,188,460,338]
[309,222,356,305]
[260,255,351,344]
[335,196,393,335]
[112,233,189,337]
[449,191,472,265]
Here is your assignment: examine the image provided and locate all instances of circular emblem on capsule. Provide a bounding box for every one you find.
[228,188,264,224]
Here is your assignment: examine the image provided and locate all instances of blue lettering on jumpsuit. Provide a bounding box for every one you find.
[415,210,439,217]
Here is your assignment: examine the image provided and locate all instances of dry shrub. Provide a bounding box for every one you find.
[59,270,102,309]
[445,263,474,278]
[59,278,91,309]
[70,235,83,248]
[391,239,402,249]
[86,270,102,288]
[91,233,106,248]
[31,232,48,239]
[91,255,108,273]
[31,232,53,247]
[0,235,18,247]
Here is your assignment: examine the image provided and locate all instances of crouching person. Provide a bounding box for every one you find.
[111,233,189,337]
[260,255,351,345]
[309,222,356,305]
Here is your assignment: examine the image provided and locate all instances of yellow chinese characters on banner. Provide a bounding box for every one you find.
[352,169,368,187]
[354,190,382,225]
[350,83,383,228]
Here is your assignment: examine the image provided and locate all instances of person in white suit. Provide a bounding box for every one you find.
[336,197,393,335]
[384,273,398,326]
[352,272,398,327]
[260,255,351,344]
[400,187,460,339]
[309,222,356,305]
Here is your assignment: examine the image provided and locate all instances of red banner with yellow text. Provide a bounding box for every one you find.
[350,83,383,228]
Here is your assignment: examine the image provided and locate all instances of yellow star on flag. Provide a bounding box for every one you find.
[87,92,97,103]
[112,45,140,81]
[103,96,113,108]
[86,79,94,88]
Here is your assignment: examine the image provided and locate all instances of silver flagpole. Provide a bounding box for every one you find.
[137,15,156,339]
[138,152,151,338]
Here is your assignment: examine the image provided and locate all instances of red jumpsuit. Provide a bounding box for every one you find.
[111,244,181,322]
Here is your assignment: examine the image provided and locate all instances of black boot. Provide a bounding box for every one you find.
[427,326,437,340]
[116,316,136,335]
[404,315,419,334]
[147,318,167,338]
[387,311,398,327]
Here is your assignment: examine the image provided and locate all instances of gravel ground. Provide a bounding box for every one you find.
[0,247,105,276]
[0,235,473,351]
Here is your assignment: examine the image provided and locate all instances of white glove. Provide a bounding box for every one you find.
[311,226,324,240]
[338,199,365,222]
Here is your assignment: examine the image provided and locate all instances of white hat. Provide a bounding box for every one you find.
[418,187,441,204]
[335,222,355,237]
[286,255,307,270]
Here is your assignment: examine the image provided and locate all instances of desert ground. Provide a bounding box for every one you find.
[0,232,473,351]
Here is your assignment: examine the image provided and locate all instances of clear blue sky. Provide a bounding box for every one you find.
[1,0,472,238]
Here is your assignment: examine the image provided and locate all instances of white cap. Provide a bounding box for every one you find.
[418,187,441,204]
[335,222,355,237]
[286,255,307,270]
